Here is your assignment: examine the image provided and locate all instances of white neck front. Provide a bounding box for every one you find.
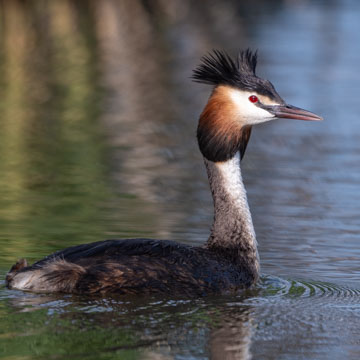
[205,152,259,277]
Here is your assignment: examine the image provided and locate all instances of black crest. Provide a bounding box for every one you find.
[192,49,257,85]
[192,49,281,99]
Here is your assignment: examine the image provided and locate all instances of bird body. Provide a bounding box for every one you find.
[6,238,255,295]
[6,50,322,295]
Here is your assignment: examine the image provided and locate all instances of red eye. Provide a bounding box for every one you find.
[249,95,258,103]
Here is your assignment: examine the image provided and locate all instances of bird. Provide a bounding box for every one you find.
[5,50,322,296]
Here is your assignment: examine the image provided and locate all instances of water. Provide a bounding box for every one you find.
[0,0,360,359]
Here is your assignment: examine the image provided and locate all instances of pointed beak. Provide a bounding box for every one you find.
[270,104,323,121]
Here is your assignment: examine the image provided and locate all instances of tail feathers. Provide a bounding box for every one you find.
[6,258,86,293]
[41,259,86,292]
[5,258,29,286]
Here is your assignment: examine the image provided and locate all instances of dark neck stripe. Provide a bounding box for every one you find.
[197,124,252,162]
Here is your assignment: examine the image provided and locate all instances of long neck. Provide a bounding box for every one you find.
[205,152,260,279]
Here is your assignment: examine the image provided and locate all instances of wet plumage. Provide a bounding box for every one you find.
[6,239,256,295]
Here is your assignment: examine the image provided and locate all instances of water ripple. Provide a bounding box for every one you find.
[254,275,360,307]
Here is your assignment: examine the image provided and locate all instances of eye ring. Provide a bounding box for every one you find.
[249,95,258,103]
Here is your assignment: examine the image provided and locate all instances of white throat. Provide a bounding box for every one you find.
[214,152,256,240]
[205,152,259,275]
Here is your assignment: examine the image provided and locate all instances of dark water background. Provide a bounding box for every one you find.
[0,1,360,359]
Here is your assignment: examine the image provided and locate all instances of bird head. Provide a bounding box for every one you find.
[192,50,322,162]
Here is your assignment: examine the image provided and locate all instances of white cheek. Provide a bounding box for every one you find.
[229,90,276,124]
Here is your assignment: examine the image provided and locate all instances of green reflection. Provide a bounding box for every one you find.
[0,305,141,360]
[0,0,108,266]
[0,0,158,269]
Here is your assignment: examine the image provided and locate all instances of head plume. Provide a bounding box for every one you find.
[192,49,257,87]
[192,49,280,99]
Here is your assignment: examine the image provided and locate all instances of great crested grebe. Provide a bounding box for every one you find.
[6,50,322,296]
